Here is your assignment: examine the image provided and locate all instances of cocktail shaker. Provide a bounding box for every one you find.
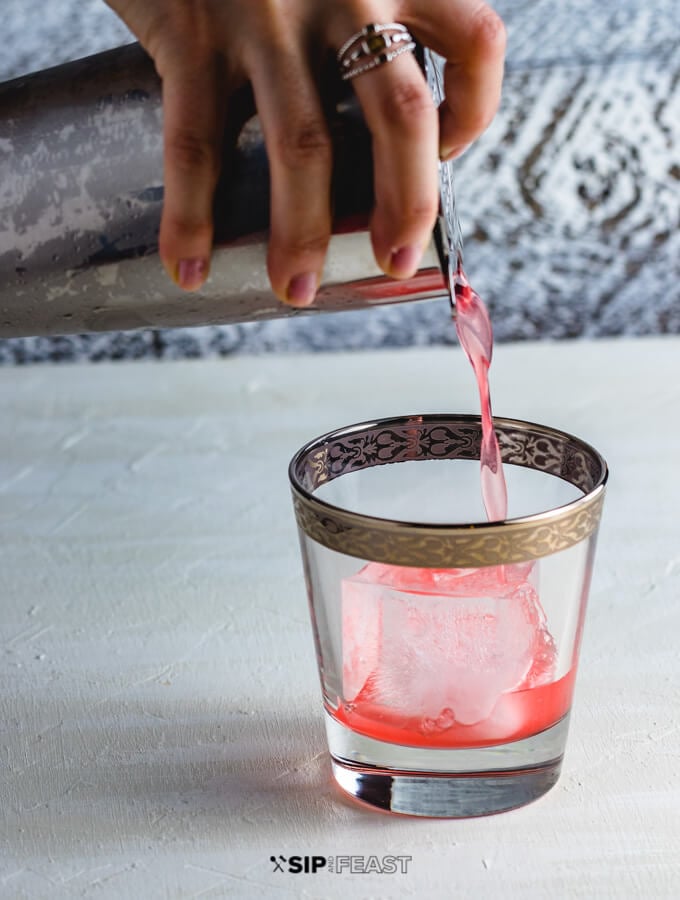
[0,43,457,338]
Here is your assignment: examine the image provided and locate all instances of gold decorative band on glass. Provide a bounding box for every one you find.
[289,415,608,568]
[337,23,416,81]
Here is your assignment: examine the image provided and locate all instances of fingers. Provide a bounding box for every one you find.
[358,55,439,278]
[112,0,505,302]
[158,58,226,291]
[245,32,333,307]
[405,0,506,160]
[332,34,440,279]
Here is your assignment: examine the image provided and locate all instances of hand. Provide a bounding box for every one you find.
[105,0,505,304]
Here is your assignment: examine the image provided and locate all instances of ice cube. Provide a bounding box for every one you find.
[342,561,555,727]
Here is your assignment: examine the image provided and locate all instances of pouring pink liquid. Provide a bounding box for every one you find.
[451,265,508,522]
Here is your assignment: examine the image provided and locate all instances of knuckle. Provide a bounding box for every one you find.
[273,119,332,169]
[139,11,178,63]
[166,130,218,177]
[142,8,215,76]
[470,5,507,59]
[381,80,435,131]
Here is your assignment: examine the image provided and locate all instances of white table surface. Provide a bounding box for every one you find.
[1,335,679,899]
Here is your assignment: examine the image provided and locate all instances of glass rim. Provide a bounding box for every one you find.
[288,413,608,567]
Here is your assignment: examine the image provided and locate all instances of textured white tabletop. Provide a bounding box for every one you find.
[1,336,679,899]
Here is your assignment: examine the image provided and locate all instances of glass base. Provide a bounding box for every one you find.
[325,710,570,818]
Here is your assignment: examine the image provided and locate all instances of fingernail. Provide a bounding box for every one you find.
[176,258,208,291]
[389,245,421,278]
[440,144,470,162]
[286,272,318,307]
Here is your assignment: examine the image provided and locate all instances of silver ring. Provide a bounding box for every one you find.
[337,23,416,82]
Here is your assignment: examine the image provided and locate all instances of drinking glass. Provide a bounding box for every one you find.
[289,414,608,817]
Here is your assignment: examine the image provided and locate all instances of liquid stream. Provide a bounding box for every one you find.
[451,263,508,522]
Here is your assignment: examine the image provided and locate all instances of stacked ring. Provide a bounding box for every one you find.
[337,23,416,81]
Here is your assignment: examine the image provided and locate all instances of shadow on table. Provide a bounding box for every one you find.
[3,696,391,858]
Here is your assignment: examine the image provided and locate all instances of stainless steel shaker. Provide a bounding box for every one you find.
[0,43,455,338]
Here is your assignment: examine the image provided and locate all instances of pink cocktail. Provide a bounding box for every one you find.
[334,561,573,750]
[333,670,575,749]
[289,414,607,816]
